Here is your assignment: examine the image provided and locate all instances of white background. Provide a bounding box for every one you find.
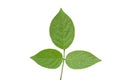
[0,0,120,80]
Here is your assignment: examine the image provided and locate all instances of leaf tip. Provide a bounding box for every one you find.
[98,58,102,62]
[60,8,62,10]
[59,8,64,13]
[30,56,34,59]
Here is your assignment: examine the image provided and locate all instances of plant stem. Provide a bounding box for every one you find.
[60,49,65,80]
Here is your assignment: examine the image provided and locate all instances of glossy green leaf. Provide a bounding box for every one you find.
[50,9,75,49]
[31,49,62,69]
[66,50,101,69]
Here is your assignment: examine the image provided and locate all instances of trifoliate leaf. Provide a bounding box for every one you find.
[31,49,62,69]
[66,50,101,69]
[50,8,75,49]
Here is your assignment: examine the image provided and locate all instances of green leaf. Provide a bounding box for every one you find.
[50,8,75,49]
[31,49,62,69]
[66,50,101,69]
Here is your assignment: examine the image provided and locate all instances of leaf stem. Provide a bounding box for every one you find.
[60,49,65,80]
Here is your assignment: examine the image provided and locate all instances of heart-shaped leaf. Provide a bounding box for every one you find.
[50,9,75,49]
[66,50,101,69]
[31,49,62,69]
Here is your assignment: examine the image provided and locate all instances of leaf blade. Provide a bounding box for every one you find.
[31,49,62,69]
[66,50,101,69]
[50,9,75,49]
